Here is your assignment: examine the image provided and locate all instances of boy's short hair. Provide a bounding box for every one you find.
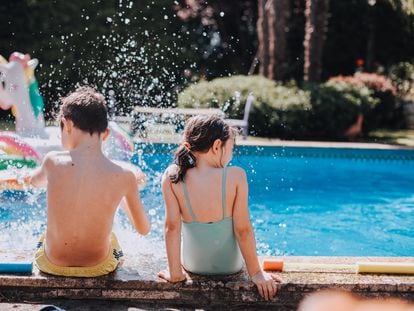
[59,86,108,135]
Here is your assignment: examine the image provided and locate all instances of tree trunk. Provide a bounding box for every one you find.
[256,0,290,80]
[303,0,329,82]
[257,0,270,77]
[272,0,290,80]
[365,4,376,72]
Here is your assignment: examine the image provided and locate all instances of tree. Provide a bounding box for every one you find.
[256,0,291,81]
[174,0,257,78]
[303,0,330,82]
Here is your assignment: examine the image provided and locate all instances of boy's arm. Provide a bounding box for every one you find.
[113,160,146,189]
[158,170,186,282]
[28,153,52,188]
[232,167,281,301]
[122,171,150,235]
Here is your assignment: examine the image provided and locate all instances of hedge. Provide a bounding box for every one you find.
[177,75,380,139]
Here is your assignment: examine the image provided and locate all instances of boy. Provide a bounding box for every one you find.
[30,86,150,277]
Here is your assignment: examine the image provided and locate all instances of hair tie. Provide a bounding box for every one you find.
[182,142,191,150]
[182,142,195,166]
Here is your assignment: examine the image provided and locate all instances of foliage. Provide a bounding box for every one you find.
[329,73,396,94]
[0,0,413,137]
[328,73,403,130]
[388,62,414,100]
[0,0,200,117]
[177,75,311,137]
[323,0,414,79]
[178,75,383,139]
[173,0,257,79]
[307,80,378,138]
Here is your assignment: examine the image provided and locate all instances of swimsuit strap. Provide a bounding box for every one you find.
[182,177,197,222]
[222,166,227,219]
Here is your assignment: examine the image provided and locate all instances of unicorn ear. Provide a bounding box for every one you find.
[27,58,38,69]
[0,55,8,65]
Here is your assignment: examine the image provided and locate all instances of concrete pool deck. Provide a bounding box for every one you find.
[0,251,413,310]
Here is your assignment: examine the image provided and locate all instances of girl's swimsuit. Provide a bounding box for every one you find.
[181,166,243,275]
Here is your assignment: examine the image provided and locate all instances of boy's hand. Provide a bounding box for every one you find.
[251,270,282,301]
[158,269,187,283]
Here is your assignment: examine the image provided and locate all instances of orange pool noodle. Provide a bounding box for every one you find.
[263,259,284,271]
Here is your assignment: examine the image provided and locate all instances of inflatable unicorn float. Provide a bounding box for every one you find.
[0,52,139,189]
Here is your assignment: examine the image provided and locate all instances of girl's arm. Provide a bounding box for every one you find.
[232,167,281,301]
[158,170,186,282]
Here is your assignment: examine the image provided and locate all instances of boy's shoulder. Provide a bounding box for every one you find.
[110,160,145,186]
[42,150,70,165]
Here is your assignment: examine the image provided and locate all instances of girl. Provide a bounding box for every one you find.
[158,115,281,301]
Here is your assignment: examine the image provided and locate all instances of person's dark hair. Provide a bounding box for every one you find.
[170,115,236,183]
[59,86,108,135]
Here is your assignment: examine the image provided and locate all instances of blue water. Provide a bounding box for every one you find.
[1,145,413,257]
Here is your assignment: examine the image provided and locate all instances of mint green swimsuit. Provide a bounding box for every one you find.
[181,167,243,275]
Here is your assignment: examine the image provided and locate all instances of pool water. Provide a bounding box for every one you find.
[1,145,413,257]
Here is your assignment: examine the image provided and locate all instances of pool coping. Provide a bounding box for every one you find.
[0,253,413,309]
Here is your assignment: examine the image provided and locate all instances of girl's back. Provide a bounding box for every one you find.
[160,115,280,301]
[171,165,243,274]
[171,166,236,222]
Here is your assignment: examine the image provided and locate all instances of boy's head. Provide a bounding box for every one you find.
[59,86,108,136]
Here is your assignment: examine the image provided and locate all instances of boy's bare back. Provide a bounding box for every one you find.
[44,150,136,266]
[30,86,149,274]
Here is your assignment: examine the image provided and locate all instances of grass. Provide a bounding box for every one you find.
[366,129,414,147]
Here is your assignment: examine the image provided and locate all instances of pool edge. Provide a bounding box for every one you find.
[0,254,412,309]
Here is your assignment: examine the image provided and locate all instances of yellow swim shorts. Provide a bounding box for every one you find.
[34,232,124,277]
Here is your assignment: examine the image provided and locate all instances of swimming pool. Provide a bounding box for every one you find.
[1,144,413,257]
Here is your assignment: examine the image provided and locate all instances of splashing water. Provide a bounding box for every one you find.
[39,0,191,128]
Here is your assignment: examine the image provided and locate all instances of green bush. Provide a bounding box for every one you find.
[306,81,378,138]
[388,62,414,101]
[177,75,311,137]
[177,75,380,139]
[328,73,403,130]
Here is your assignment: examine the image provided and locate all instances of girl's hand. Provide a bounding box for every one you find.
[251,270,282,301]
[158,269,187,283]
